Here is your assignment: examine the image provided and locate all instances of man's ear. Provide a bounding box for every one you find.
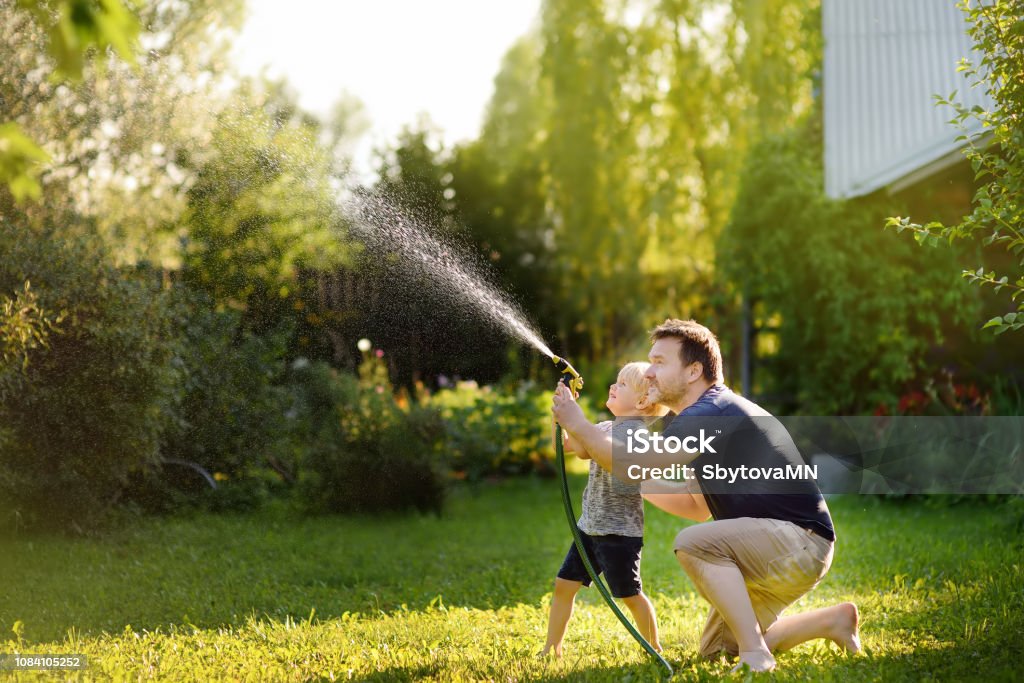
[687,362,704,383]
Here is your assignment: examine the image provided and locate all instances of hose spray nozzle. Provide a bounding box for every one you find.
[551,355,583,396]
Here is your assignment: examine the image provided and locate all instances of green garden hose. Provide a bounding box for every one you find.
[553,357,672,676]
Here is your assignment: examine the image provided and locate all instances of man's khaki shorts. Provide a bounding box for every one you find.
[673,517,834,658]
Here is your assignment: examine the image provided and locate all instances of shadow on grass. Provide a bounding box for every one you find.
[533,637,1020,683]
[1,477,594,640]
[799,634,1021,683]
[344,663,445,682]
[384,643,1006,683]
[534,663,679,682]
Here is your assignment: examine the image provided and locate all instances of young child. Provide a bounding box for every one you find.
[540,361,666,657]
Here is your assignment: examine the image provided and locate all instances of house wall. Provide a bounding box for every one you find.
[823,0,993,199]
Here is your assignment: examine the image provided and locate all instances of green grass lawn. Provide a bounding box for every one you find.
[1,477,1022,681]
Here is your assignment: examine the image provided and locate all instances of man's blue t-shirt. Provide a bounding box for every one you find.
[662,384,836,542]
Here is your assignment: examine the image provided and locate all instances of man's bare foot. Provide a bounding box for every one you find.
[730,649,776,673]
[829,602,861,654]
[651,642,664,654]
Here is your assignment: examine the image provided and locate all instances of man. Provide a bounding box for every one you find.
[551,319,860,672]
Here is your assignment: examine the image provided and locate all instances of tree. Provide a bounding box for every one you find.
[719,126,981,414]
[456,0,825,368]
[309,124,514,387]
[888,0,1024,335]
[181,80,347,333]
[0,0,259,530]
[448,36,559,372]
[1,0,246,263]
[0,0,140,202]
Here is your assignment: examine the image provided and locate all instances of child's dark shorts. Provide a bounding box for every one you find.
[557,528,644,598]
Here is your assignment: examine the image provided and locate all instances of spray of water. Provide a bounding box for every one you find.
[345,192,555,359]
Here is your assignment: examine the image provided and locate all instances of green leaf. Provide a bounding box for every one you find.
[982,316,1003,329]
[0,123,51,202]
[17,0,140,81]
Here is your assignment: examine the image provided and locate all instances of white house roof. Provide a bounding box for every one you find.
[823,0,995,199]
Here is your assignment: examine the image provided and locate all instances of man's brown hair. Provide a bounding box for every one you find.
[649,319,724,384]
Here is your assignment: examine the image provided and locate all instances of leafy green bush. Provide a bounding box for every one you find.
[423,380,606,480]
[719,129,981,414]
[1,279,62,424]
[168,294,290,478]
[125,288,295,514]
[988,377,1024,416]
[424,382,550,480]
[0,224,180,532]
[887,0,1024,334]
[294,361,447,515]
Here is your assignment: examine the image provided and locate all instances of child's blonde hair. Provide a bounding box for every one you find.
[618,361,668,416]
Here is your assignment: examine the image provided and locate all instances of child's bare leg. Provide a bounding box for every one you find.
[764,602,860,654]
[621,592,662,652]
[540,578,582,657]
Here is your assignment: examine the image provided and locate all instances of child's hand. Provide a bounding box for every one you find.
[552,382,587,432]
[555,376,583,399]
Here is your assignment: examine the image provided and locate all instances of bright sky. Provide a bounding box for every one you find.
[232,0,541,176]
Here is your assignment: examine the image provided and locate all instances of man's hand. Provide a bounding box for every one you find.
[552,382,588,432]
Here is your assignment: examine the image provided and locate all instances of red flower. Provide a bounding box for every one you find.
[897,390,928,414]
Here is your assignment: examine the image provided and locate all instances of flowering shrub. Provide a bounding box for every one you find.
[294,359,447,515]
[424,380,605,481]
[874,372,989,417]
